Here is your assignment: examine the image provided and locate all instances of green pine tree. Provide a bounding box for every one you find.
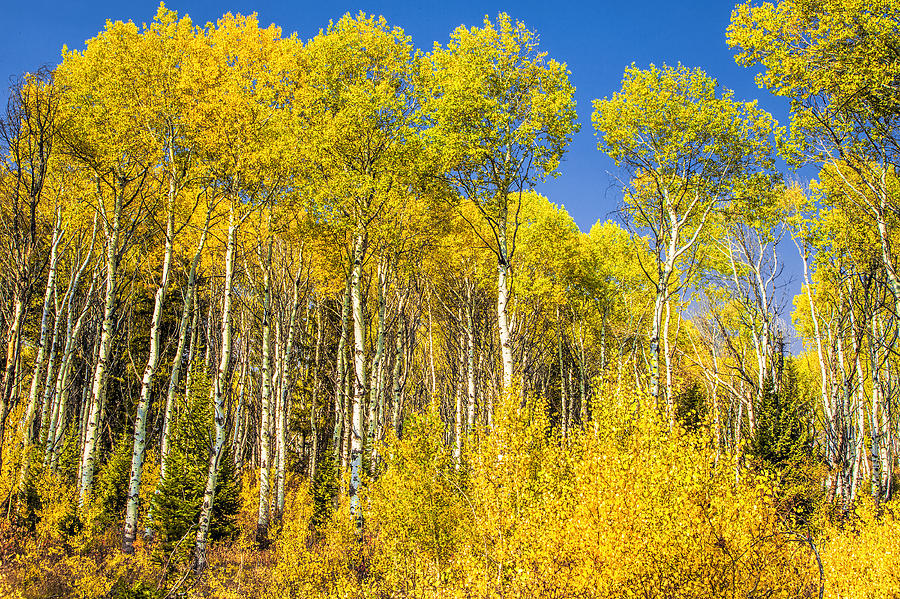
[748,357,812,469]
[150,369,239,559]
[748,356,818,521]
[95,431,135,526]
[675,380,707,432]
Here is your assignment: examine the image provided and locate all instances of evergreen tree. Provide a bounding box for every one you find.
[150,371,239,557]
[675,381,707,433]
[95,432,134,525]
[748,357,812,470]
[747,356,818,520]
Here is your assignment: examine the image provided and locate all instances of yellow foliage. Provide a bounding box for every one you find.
[4,398,897,598]
[820,499,900,598]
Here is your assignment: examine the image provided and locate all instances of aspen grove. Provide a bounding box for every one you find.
[1,3,900,598]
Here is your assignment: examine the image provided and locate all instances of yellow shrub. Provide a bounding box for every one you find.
[368,406,466,594]
[265,482,373,598]
[821,499,900,598]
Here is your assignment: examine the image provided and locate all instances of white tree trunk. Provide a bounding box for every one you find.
[0,295,27,473]
[497,253,513,395]
[46,261,97,469]
[79,186,123,505]
[348,229,367,527]
[454,308,464,466]
[194,202,238,572]
[367,261,386,475]
[309,299,323,482]
[256,235,274,547]
[122,173,176,553]
[392,295,406,438]
[20,212,62,455]
[466,297,476,432]
[277,258,304,515]
[158,215,209,484]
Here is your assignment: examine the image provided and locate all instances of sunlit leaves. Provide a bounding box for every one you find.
[422,13,579,212]
[728,0,900,167]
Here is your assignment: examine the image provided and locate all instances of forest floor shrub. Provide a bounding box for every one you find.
[0,396,894,598]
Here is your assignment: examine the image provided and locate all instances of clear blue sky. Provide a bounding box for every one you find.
[2,0,806,336]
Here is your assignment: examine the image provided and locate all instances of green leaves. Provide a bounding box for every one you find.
[592,62,781,280]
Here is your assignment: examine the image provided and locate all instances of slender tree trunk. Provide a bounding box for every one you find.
[20,213,62,458]
[0,294,27,474]
[79,317,101,466]
[256,232,275,548]
[342,368,352,472]
[651,218,677,418]
[349,229,367,528]
[650,273,665,412]
[393,296,406,438]
[273,319,286,520]
[334,277,351,464]
[557,306,567,436]
[194,201,238,572]
[798,242,833,462]
[579,323,587,424]
[80,185,123,506]
[835,318,853,507]
[183,292,201,408]
[203,295,214,376]
[368,262,386,475]
[153,217,209,529]
[233,324,250,469]
[466,296,476,433]
[45,263,96,469]
[849,327,865,505]
[428,291,436,398]
[36,292,64,462]
[497,243,513,395]
[123,172,176,554]
[276,258,304,516]
[309,299,322,483]
[454,308,464,466]
[663,297,675,429]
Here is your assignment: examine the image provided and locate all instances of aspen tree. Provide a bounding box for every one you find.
[593,64,779,425]
[186,11,292,570]
[301,12,419,524]
[423,14,577,394]
[256,221,275,547]
[309,298,323,483]
[730,0,900,316]
[275,248,306,516]
[194,200,240,571]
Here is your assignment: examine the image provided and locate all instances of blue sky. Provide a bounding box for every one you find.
[2,0,806,336]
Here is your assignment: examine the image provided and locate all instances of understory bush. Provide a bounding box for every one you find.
[3,390,897,598]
